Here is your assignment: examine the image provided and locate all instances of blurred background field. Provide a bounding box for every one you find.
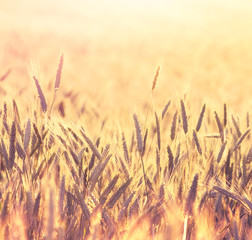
[1,0,252,117]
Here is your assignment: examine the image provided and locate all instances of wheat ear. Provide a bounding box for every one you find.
[16,141,25,160]
[233,129,250,152]
[24,118,31,151]
[161,100,171,119]
[155,111,161,150]
[80,130,101,160]
[1,192,9,221]
[180,99,188,134]
[107,178,132,209]
[49,54,64,116]
[117,191,135,221]
[122,133,130,164]
[9,121,16,170]
[33,76,47,113]
[232,114,241,137]
[33,192,41,219]
[89,154,111,191]
[223,103,227,127]
[193,130,202,155]
[196,104,206,132]
[152,66,160,92]
[167,145,174,175]
[184,173,198,216]
[133,114,143,154]
[170,111,178,141]
[0,69,11,81]
[133,114,148,195]
[1,139,9,170]
[74,185,90,221]
[216,141,227,163]
[214,111,224,142]
[99,174,119,205]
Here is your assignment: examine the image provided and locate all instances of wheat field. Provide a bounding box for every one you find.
[0,0,252,239]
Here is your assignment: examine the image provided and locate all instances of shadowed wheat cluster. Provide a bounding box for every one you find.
[0,55,251,240]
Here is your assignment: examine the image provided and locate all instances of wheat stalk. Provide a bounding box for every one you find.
[59,175,65,219]
[47,190,54,240]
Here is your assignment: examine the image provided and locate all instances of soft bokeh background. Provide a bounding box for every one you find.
[1,0,252,117]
